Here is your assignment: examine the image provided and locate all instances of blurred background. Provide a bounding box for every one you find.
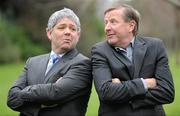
[0,0,179,116]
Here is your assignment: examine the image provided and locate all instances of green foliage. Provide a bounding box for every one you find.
[0,37,20,63]
[0,16,21,63]
[78,16,105,56]
[90,17,105,38]
[0,14,46,63]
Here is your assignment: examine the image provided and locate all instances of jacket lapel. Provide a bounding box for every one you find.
[44,49,78,83]
[133,36,147,78]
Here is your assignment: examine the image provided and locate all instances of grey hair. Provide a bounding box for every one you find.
[47,8,81,32]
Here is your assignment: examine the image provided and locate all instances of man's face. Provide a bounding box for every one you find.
[104,9,134,47]
[47,17,80,53]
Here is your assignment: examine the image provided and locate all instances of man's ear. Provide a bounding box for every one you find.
[46,28,52,41]
[129,20,136,32]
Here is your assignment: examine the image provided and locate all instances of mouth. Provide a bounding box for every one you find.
[107,34,115,38]
[62,39,71,44]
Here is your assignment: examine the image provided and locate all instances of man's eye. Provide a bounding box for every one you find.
[111,20,117,24]
[58,26,65,29]
[71,28,77,31]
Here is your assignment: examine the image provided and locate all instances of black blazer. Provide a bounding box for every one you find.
[7,49,92,116]
[91,36,174,116]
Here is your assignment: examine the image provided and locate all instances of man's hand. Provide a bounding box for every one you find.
[144,78,157,89]
[56,77,63,83]
[7,90,24,109]
[112,78,121,84]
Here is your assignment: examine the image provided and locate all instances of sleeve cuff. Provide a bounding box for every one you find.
[141,78,148,92]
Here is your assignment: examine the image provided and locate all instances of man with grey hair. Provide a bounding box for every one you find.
[7,8,92,116]
[91,4,174,116]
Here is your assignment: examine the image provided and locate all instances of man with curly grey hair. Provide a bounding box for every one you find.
[7,8,92,116]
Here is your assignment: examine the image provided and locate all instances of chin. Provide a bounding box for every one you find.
[62,43,71,48]
[60,46,71,51]
[107,39,117,46]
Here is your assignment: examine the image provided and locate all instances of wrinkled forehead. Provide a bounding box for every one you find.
[104,8,124,21]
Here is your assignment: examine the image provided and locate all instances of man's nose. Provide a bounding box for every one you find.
[64,28,71,35]
[105,23,111,32]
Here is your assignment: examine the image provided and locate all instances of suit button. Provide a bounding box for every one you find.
[129,101,132,104]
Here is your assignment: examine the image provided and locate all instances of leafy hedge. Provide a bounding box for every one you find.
[0,14,46,63]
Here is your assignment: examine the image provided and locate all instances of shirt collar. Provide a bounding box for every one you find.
[50,50,65,59]
[115,37,135,51]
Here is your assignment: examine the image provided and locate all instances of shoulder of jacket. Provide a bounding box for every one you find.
[92,41,107,47]
[138,35,162,42]
[28,53,49,61]
[75,53,90,61]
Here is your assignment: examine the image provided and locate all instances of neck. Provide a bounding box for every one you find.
[52,47,66,55]
[117,36,134,48]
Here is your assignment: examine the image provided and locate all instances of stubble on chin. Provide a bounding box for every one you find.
[107,38,116,46]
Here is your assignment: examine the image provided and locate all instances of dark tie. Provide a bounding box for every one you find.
[115,47,127,56]
[115,43,132,62]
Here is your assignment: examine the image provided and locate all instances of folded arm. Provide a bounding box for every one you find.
[7,59,39,114]
[92,46,147,103]
[19,59,92,105]
[131,40,174,109]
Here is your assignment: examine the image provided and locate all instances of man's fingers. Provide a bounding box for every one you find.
[56,77,63,83]
[112,78,121,83]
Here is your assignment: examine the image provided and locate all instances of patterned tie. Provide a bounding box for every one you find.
[45,54,60,75]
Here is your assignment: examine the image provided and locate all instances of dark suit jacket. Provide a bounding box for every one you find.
[91,36,174,116]
[7,49,92,116]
